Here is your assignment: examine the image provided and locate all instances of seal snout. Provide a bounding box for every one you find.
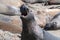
[20,4,29,16]
[44,22,57,30]
[20,4,30,20]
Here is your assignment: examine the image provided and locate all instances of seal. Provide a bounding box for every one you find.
[20,4,60,40]
[44,13,60,30]
[20,4,44,40]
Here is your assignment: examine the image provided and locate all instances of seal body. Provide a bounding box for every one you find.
[44,13,60,30]
[20,4,43,40]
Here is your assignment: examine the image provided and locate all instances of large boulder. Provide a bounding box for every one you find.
[0,30,21,40]
[0,4,22,33]
[0,14,22,33]
[0,0,24,7]
[49,0,60,3]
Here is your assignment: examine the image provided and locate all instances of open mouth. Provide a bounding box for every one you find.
[20,4,29,16]
[20,10,28,18]
[21,11,28,16]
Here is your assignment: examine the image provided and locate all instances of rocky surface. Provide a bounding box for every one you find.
[0,0,24,7]
[0,30,21,40]
[0,14,22,33]
[0,0,60,40]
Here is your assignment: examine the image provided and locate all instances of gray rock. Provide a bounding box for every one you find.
[22,0,48,3]
[0,30,21,40]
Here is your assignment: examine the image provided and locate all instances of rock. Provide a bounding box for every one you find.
[0,0,24,7]
[48,0,60,4]
[0,3,21,16]
[47,30,60,37]
[0,14,22,33]
[22,0,48,4]
[0,30,21,40]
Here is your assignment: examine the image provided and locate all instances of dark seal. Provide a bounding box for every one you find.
[20,4,44,40]
[44,13,60,30]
